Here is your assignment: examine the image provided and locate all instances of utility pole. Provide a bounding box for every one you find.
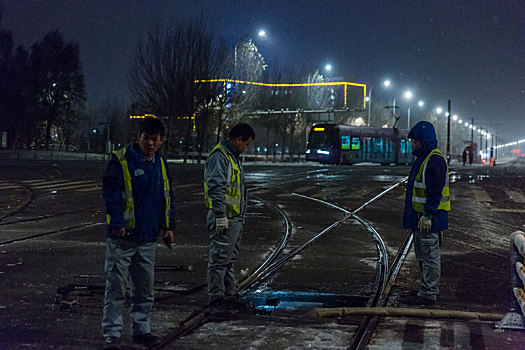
[99,121,111,154]
[479,126,483,161]
[446,100,451,164]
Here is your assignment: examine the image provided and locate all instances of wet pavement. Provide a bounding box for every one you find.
[0,157,525,349]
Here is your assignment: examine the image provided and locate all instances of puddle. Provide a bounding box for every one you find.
[241,290,368,315]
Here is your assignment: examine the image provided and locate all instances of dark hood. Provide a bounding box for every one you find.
[408,121,437,157]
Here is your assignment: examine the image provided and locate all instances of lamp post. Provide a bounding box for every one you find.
[404,90,413,129]
[446,99,451,165]
[366,88,372,126]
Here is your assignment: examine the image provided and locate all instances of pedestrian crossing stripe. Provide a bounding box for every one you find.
[0,185,23,190]
[17,180,102,192]
[30,180,95,190]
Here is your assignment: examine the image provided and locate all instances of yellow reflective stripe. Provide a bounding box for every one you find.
[412,148,451,213]
[204,143,241,217]
[111,148,135,230]
[160,157,171,229]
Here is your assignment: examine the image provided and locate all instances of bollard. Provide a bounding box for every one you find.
[496,230,525,329]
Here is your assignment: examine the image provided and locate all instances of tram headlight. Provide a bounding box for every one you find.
[306,149,311,154]
[317,150,330,155]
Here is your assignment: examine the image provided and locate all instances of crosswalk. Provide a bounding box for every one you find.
[18,179,101,193]
[369,318,489,349]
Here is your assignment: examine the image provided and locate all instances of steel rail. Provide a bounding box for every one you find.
[153,195,292,349]
[155,176,408,349]
[350,230,413,350]
[0,181,36,221]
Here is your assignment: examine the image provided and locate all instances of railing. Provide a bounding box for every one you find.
[496,230,525,330]
[0,149,308,164]
[0,149,108,161]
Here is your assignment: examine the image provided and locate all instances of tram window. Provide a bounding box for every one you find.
[341,136,350,150]
[372,137,383,152]
[407,139,412,151]
[351,137,360,150]
[310,130,336,148]
[400,139,406,153]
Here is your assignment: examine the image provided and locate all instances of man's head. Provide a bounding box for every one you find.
[138,118,165,158]
[408,121,437,157]
[228,123,256,155]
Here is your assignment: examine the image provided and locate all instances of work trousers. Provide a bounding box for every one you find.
[413,229,443,301]
[207,211,243,303]
[102,238,156,339]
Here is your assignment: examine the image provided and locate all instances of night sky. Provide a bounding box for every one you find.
[3,0,525,141]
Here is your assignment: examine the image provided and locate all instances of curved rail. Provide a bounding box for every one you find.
[153,195,293,349]
[156,176,408,349]
[0,181,36,221]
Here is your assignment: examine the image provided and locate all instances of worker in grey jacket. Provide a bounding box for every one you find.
[204,123,255,307]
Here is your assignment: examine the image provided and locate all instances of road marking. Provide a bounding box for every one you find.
[0,185,22,190]
[472,187,492,202]
[75,185,103,192]
[31,181,94,190]
[21,180,72,187]
[491,208,525,213]
[504,189,525,204]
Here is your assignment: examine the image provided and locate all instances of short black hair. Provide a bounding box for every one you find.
[228,123,255,141]
[139,117,165,137]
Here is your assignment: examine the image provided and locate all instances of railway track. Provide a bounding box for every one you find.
[155,175,410,349]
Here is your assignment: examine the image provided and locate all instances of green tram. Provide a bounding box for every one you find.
[305,123,413,165]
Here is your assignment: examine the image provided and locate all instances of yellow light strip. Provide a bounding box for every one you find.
[195,78,367,108]
[129,114,158,119]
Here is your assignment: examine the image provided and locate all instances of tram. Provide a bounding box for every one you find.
[305,123,413,165]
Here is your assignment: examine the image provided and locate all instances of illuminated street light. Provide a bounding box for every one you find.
[383,80,391,87]
[325,64,332,71]
[418,100,424,107]
[258,30,266,37]
[458,119,463,123]
[436,107,443,114]
[452,115,458,121]
[465,122,469,126]
[404,90,413,99]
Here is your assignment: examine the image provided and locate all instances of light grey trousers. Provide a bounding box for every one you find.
[102,238,156,339]
[207,211,243,303]
[413,229,443,300]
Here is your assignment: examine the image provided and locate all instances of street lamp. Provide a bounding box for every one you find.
[325,64,332,72]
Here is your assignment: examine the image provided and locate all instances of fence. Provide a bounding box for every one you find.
[496,230,525,330]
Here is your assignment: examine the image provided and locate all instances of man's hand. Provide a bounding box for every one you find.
[418,216,432,232]
[112,227,126,237]
[163,230,174,249]
[215,217,229,234]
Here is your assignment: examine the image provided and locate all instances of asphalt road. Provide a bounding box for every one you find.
[1,159,524,349]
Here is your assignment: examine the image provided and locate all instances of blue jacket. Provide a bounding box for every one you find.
[403,121,448,232]
[103,143,176,242]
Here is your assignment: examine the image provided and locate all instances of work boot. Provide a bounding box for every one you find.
[399,295,436,306]
[132,333,160,347]
[223,295,253,311]
[103,336,121,350]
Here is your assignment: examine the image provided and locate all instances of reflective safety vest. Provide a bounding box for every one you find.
[106,147,171,231]
[412,148,451,212]
[204,143,241,218]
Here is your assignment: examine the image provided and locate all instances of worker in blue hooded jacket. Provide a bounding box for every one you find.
[101,117,175,349]
[401,121,450,305]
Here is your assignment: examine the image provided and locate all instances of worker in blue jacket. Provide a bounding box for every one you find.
[101,117,175,349]
[401,121,450,305]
